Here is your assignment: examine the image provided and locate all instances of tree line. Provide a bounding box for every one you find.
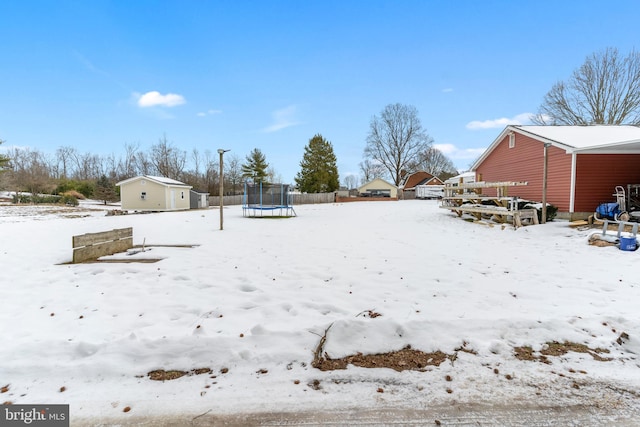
[0,135,233,200]
[0,118,458,202]
[3,46,637,202]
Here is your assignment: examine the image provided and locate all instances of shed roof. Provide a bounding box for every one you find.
[472,125,640,170]
[116,175,191,187]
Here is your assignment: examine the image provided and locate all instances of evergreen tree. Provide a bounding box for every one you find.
[295,134,339,193]
[0,139,10,173]
[94,175,118,205]
[241,148,269,183]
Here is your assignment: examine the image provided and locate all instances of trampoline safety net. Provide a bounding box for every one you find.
[243,182,297,217]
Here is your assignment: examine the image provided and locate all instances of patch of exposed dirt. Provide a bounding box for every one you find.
[588,234,617,247]
[515,341,612,363]
[617,332,630,345]
[147,368,212,381]
[311,324,465,372]
[313,345,453,372]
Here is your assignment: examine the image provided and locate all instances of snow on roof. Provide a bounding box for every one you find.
[145,175,189,186]
[116,175,191,187]
[472,125,640,170]
[444,171,475,184]
[513,125,640,149]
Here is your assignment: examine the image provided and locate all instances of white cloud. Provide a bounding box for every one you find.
[534,113,552,124]
[434,143,486,160]
[197,109,222,117]
[442,88,454,93]
[136,91,186,108]
[263,105,300,133]
[466,113,534,130]
[433,143,456,154]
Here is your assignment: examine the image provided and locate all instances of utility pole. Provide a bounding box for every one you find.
[218,149,230,230]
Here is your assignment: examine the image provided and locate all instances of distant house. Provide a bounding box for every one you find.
[471,125,640,220]
[116,175,192,212]
[399,170,444,199]
[444,171,476,186]
[358,178,398,199]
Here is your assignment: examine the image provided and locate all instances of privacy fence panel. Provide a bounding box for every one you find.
[209,192,335,207]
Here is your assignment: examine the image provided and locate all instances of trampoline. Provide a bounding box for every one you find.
[242,182,297,217]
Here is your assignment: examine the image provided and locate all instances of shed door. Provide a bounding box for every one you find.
[170,190,176,209]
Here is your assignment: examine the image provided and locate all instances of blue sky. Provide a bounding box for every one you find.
[1,1,639,184]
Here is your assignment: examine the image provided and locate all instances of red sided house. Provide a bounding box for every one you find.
[399,170,444,199]
[471,125,640,220]
[400,170,444,189]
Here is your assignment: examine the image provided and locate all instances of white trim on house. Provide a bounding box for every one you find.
[570,152,577,213]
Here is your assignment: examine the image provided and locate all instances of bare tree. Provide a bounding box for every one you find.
[359,158,386,183]
[343,174,358,189]
[191,148,201,185]
[117,143,141,179]
[149,135,186,179]
[407,147,458,178]
[136,150,152,176]
[55,146,77,179]
[7,148,55,195]
[364,103,433,186]
[266,166,282,185]
[104,153,118,181]
[225,154,243,195]
[74,152,103,180]
[203,150,219,194]
[533,47,640,125]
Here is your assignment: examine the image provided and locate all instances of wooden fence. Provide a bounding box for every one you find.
[209,192,336,207]
[72,227,133,263]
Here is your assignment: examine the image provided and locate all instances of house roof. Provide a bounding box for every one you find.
[358,177,397,191]
[471,125,640,170]
[401,171,443,189]
[444,171,475,185]
[116,175,192,188]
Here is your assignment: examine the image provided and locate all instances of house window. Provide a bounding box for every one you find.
[181,191,184,199]
[141,192,146,200]
[508,132,515,148]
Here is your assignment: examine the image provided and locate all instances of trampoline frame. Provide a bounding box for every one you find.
[242,182,297,217]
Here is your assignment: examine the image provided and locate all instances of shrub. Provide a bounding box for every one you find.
[60,193,79,206]
[76,182,95,198]
[35,194,62,204]
[54,179,94,198]
[518,201,558,222]
[62,190,85,200]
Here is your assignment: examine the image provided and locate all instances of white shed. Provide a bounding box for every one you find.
[116,175,192,212]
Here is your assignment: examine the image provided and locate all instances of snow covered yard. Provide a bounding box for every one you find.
[1,200,640,425]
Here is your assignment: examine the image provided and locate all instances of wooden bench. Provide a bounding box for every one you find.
[72,227,133,263]
[439,204,538,227]
[440,181,538,227]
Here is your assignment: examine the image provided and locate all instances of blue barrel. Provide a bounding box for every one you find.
[619,236,637,251]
